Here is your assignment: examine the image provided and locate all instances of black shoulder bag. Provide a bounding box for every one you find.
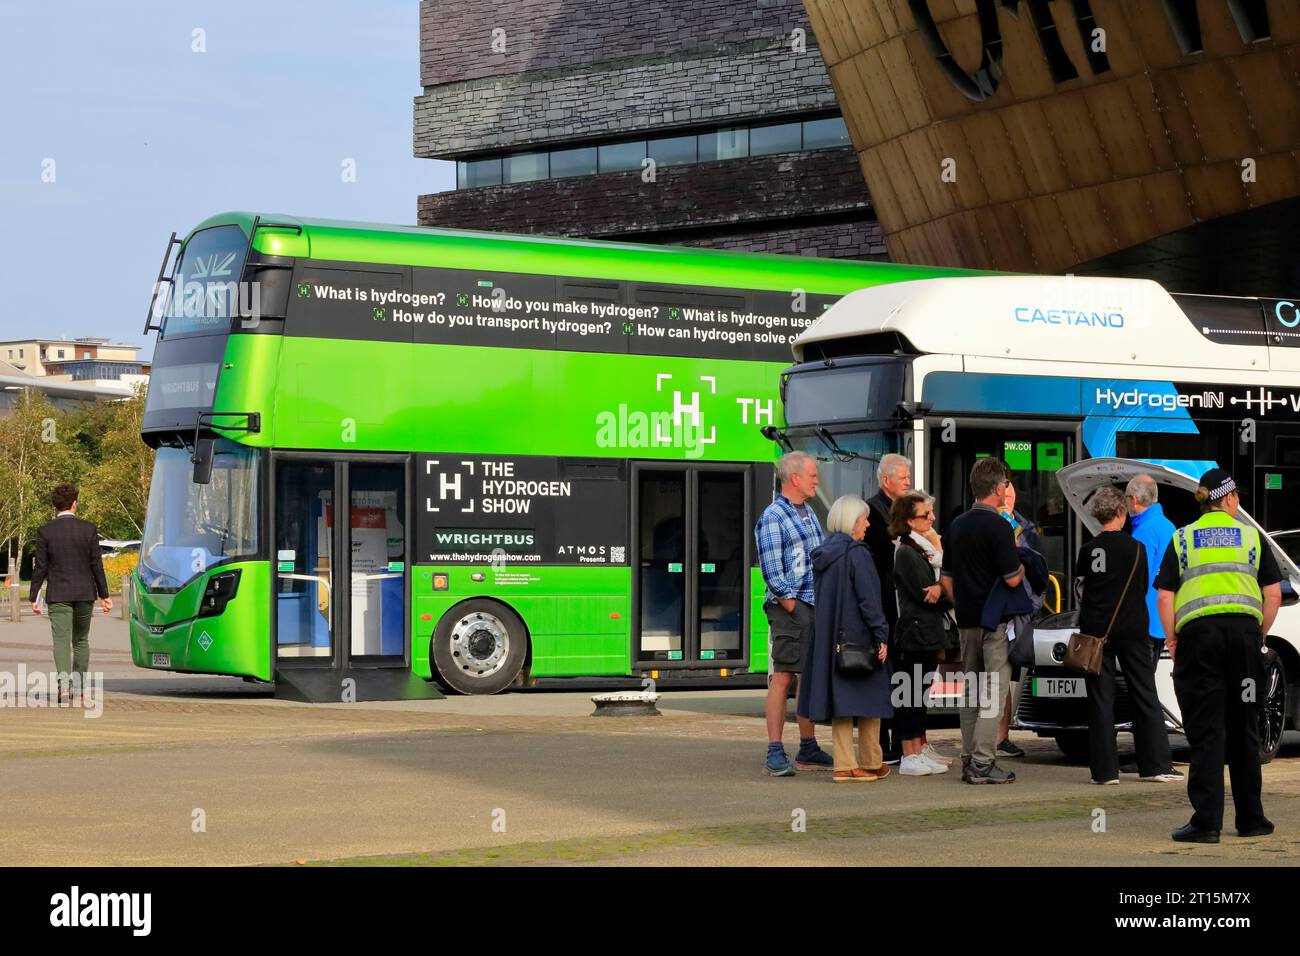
[833,550,879,676]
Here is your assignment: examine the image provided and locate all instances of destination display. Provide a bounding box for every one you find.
[415,453,628,566]
[284,260,837,362]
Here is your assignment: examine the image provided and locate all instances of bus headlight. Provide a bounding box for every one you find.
[198,570,241,618]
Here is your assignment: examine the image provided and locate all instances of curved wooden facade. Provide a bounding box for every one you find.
[804,0,1300,282]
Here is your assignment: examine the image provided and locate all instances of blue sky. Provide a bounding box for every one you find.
[0,1,452,358]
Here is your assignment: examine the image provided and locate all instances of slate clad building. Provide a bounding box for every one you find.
[413,0,886,259]
[415,0,1300,296]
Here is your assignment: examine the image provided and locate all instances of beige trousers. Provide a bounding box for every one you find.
[831,716,883,771]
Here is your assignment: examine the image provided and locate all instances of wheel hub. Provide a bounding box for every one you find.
[450,612,509,677]
[466,628,497,660]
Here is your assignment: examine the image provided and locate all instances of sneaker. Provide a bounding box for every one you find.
[794,747,835,771]
[763,750,796,777]
[900,754,935,776]
[918,752,949,774]
[1140,770,1186,783]
[921,743,954,766]
[996,738,1025,758]
[1090,778,1120,785]
[883,753,902,766]
[963,761,1016,784]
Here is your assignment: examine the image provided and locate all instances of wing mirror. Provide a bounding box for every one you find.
[191,437,215,485]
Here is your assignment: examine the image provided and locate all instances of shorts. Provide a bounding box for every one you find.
[764,600,813,674]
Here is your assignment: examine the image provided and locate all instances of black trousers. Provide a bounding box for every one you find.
[1172,615,1267,832]
[893,648,935,741]
[1084,632,1173,782]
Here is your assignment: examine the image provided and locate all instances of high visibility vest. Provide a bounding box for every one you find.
[1171,511,1263,632]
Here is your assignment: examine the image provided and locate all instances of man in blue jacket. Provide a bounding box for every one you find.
[1126,474,1177,667]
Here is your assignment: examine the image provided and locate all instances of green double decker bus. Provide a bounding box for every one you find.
[131,212,974,697]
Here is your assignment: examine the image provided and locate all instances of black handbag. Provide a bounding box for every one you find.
[835,638,879,675]
[831,548,878,676]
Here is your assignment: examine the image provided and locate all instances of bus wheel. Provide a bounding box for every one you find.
[431,601,527,695]
[1259,648,1286,765]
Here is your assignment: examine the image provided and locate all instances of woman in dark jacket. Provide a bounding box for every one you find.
[891,491,956,776]
[1075,486,1181,786]
[798,494,894,782]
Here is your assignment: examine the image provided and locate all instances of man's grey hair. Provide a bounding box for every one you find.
[1125,474,1158,508]
[776,450,815,486]
[826,495,869,536]
[878,453,911,483]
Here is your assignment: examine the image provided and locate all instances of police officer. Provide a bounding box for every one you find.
[1155,469,1282,844]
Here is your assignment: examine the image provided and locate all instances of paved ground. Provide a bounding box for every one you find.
[3,612,1300,867]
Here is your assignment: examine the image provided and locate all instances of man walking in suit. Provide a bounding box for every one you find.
[28,483,112,702]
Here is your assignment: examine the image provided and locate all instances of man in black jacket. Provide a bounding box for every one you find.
[29,483,112,701]
[865,453,912,763]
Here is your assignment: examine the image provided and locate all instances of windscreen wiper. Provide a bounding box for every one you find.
[816,427,869,464]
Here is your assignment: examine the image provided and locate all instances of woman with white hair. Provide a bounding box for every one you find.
[797,495,895,781]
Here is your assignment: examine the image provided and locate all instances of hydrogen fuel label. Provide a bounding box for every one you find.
[416,454,628,566]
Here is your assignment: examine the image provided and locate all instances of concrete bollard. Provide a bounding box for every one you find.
[590,691,661,717]
[120,577,130,620]
[9,583,18,623]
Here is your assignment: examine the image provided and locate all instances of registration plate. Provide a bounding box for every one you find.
[1033,676,1085,698]
[150,653,171,668]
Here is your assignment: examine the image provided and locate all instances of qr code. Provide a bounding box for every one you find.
[611,546,626,563]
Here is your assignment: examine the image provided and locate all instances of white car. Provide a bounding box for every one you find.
[1014,458,1297,763]
[99,539,142,558]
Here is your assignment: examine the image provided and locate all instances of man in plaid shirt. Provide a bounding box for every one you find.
[755,451,833,776]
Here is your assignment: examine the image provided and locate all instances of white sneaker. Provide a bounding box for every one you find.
[921,744,954,766]
[900,754,935,776]
[918,752,949,773]
[1140,771,1186,783]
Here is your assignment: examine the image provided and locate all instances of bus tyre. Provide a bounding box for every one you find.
[431,600,528,696]
[1258,647,1286,765]
[1053,730,1091,764]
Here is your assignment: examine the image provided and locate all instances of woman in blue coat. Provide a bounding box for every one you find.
[798,494,895,782]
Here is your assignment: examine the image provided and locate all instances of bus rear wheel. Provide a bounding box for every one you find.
[431,600,527,695]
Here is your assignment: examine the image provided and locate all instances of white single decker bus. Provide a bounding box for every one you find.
[771,275,1300,761]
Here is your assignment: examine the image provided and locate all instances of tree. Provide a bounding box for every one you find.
[0,389,83,577]
[78,386,152,540]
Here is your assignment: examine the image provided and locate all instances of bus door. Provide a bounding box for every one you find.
[928,424,1076,612]
[632,463,751,669]
[273,455,410,677]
